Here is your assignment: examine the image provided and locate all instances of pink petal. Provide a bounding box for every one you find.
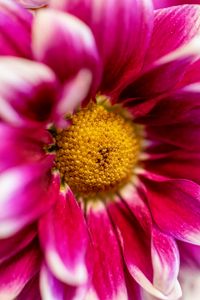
[180,59,200,86]
[178,241,200,268]
[16,274,41,300]
[151,228,180,297]
[0,0,32,57]
[0,57,58,128]
[121,37,200,99]
[0,158,60,237]
[56,69,92,119]
[0,224,36,264]
[17,0,48,8]
[50,0,153,94]
[0,124,52,172]
[144,5,200,65]
[134,84,200,126]
[153,0,200,9]
[32,9,101,93]
[0,241,41,299]
[39,189,89,285]
[146,122,200,151]
[125,270,144,300]
[40,265,87,300]
[178,265,200,300]
[86,204,128,300]
[144,150,200,185]
[142,178,200,244]
[109,186,181,298]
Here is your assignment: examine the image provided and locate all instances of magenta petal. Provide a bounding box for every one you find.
[145,5,200,65]
[40,265,87,300]
[108,200,157,296]
[121,37,200,99]
[50,0,153,94]
[0,124,52,172]
[16,274,41,300]
[0,225,36,264]
[39,189,89,285]
[0,0,32,57]
[86,205,127,300]
[110,186,181,298]
[0,57,58,128]
[17,0,48,8]
[0,158,60,237]
[143,178,200,244]
[125,270,144,300]
[147,122,200,151]
[33,9,101,91]
[151,228,180,297]
[144,150,200,185]
[0,241,41,299]
[134,84,200,126]
[153,0,200,9]
[180,59,200,86]
[56,69,92,120]
[179,241,200,268]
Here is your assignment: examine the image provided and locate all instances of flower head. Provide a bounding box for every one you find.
[0,0,200,299]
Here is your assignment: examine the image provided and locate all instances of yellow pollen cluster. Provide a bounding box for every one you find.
[56,104,139,198]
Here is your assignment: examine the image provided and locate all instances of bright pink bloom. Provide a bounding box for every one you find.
[0,0,200,299]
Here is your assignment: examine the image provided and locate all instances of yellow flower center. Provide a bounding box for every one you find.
[56,103,139,198]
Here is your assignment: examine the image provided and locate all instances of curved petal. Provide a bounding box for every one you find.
[40,265,87,300]
[153,0,200,9]
[125,270,144,300]
[151,228,180,297]
[17,0,48,8]
[178,265,200,300]
[32,9,101,94]
[17,274,41,300]
[180,58,200,86]
[144,150,200,185]
[179,241,200,268]
[57,69,92,120]
[86,203,128,300]
[144,5,200,65]
[142,177,200,245]
[50,0,153,94]
[108,184,181,299]
[146,122,200,151]
[0,159,60,237]
[0,0,32,58]
[0,57,59,128]
[0,124,52,172]
[0,241,41,300]
[39,188,89,285]
[121,37,200,99]
[0,224,36,264]
[134,84,200,126]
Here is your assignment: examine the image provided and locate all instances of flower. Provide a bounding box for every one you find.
[0,0,200,299]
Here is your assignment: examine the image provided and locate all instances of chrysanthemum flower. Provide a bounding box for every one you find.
[0,0,200,299]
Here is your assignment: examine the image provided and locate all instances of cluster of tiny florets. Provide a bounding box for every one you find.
[56,103,139,198]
